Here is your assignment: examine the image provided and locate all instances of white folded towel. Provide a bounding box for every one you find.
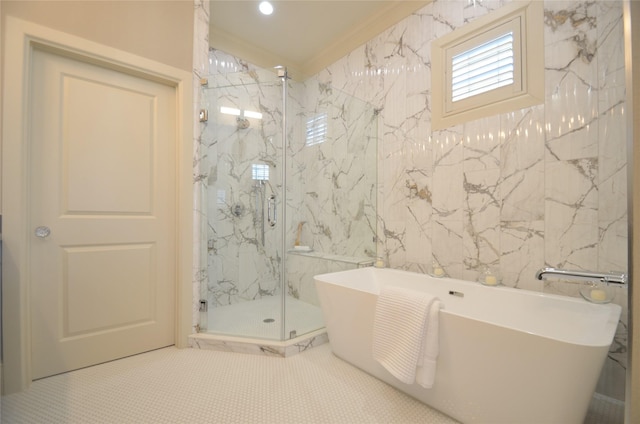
[372,285,440,388]
[415,297,440,388]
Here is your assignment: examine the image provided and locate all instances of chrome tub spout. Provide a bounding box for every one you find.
[535,267,627,285]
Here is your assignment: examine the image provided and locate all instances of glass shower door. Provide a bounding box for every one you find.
[199,61,378,343]
[200,69,286,340]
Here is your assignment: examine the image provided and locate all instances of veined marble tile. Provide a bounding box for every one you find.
[432,163,464,223]
[545,218,598,271]
[500,220,544,290]
[403,262,431,275]
[433,126,464,165]
[432,129,464,223]
[189,331,328,358]
[294,83,377,261]
[598,87,627,225]
[382,140,409,222]
[405,66,431,142]
[432,218,464,279]
[193,0,210,78]
[545,157,599,270]
[543,1,598,46]
[544,2,599,162]
[432,167,464,224]
[599,219,628,273]
[545,158,598,222]
[500,106,545,222]
[339,43,384,106]
[463,115,501,172]
[405,224,432,266]
[597,1,625,89]
[462,0,506,24]
[381,69,408,139]
[405,138,433,189]
[544,45,598,160]
[380,219,407,269]
[286,253,370,305]
[379,17,410,60]
[207,49,280,87]
[431,0,465,38]
[462,168,501,281]
[403,5,433,67]
[345,47,377,104]
[405,181,432,265]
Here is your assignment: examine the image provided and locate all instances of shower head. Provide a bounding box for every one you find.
[237,116,250,129]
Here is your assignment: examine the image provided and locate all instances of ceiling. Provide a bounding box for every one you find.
[209,1,430,80]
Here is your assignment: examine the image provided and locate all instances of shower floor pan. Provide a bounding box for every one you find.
[189,296,328,358]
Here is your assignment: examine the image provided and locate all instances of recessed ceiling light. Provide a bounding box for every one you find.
[259,1,274,16]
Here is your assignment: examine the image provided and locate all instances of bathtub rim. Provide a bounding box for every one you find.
[314,266,622,348]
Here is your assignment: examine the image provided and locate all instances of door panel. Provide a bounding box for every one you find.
[63,75,154,214]
[63,243,155,337]
[29,47,176,380]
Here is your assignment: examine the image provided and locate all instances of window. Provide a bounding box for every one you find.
[252,164,269,181]
[306,112,328,146]
[431,1,543,130]
[451,30,515,103]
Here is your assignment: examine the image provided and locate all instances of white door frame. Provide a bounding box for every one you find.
[1,17,193,394]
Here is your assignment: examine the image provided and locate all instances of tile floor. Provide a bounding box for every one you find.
[1,344,459,424]
[1,343,624,424]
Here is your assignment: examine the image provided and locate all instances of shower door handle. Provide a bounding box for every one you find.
[267,195,276,227]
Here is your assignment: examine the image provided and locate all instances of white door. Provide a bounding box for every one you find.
[29,46,177,379]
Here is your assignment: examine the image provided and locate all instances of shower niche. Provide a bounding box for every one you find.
[195,51,377,351]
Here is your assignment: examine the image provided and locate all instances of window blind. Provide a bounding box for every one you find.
[306,113,328,146]
[252,164,269,181]
[451,31,514,102]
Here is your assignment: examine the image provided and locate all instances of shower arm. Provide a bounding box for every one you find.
[535,267,627,285]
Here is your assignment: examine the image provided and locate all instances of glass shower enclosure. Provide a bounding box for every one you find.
[200,60,378,342]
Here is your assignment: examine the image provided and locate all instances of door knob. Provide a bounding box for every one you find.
[34,226,51,238]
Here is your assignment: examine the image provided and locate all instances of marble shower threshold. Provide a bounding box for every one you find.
[189,328,328,357]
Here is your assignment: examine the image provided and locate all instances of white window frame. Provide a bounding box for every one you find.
[431,1,543,130]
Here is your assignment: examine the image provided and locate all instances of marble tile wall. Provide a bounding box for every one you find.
[289,81,378,259]
[286,252,374,306]
[200,50,378,309]
[285,81,378,304]
[196,0,628,401]
[309,0,627,401]
[201,55,286,308]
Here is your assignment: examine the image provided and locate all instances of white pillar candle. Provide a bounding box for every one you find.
[590,289,608,301]
[484,275,498,286]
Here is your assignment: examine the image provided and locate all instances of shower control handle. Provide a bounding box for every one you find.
[267,195,276,227]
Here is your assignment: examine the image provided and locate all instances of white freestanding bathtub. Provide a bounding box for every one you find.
[314,267,621,424]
